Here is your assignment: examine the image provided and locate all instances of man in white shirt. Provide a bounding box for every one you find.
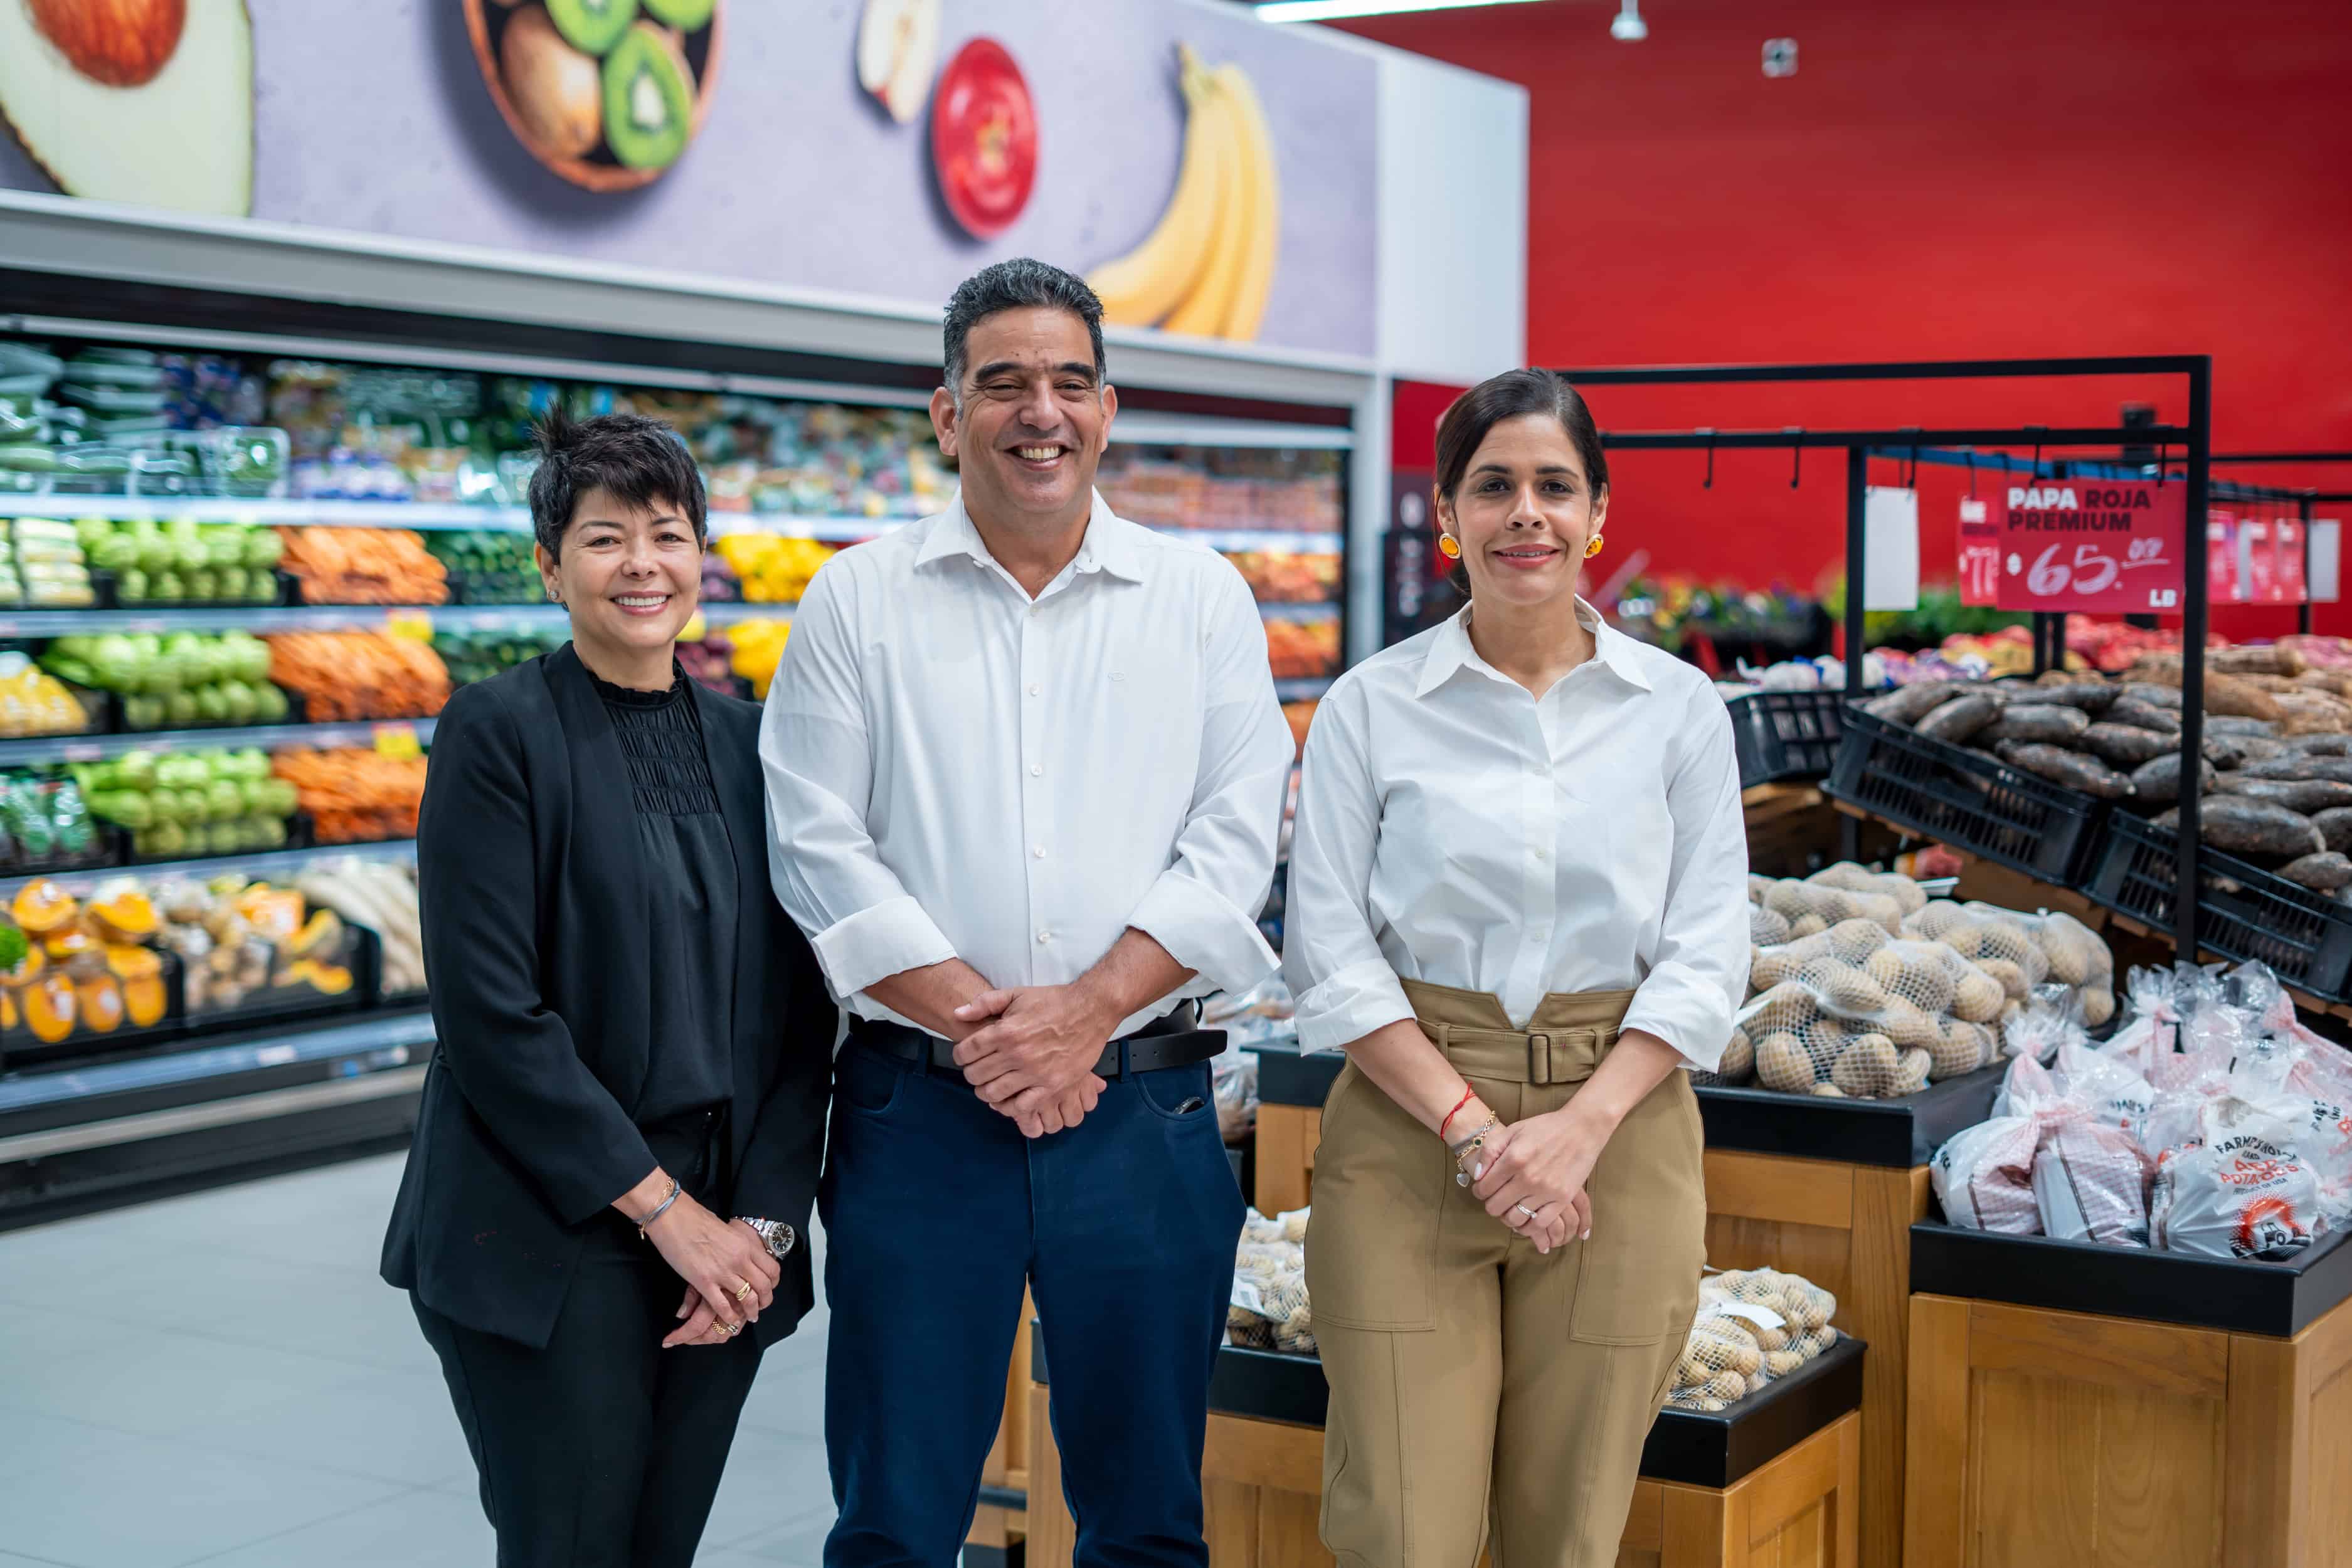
[761,258,1295,1568]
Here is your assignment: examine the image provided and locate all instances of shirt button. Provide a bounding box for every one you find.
[1028,684,1041,697]
[1037,930,1052,945]
[1030,764,1042,776]
[1033,846,1047,859]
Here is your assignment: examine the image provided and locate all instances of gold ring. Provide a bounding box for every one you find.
[723,1322,739,1336]
[734,1281,751,1302]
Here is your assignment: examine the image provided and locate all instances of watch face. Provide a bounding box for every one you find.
[765,1222,797,1260]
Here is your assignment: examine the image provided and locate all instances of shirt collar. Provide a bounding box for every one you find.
[1412,597,1652,699]
[914,489,1147,585]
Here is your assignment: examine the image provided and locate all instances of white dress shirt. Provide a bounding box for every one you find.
[760,489,1295,1038]
[1283,600,1749,1071]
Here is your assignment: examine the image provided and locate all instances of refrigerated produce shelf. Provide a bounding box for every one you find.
[0,497,1346,556]
[0,718,439,767]
[0,837,413,903]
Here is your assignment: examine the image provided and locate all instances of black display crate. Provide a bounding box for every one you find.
[1696,1062,2005,1168]
[1727,689,1846,787]
[1030,1325,1865,1488]
[2082,809,2352,1005]
[1251,1037,1339,1109]
[1825,706,2107,885]
[1910,1221,2352,1339]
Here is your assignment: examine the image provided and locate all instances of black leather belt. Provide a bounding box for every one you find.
[847,1004,1227,1081]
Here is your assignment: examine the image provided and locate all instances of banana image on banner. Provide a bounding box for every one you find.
[1087,44,1279,344]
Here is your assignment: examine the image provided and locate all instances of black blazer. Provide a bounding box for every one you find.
[381,644,834,1350]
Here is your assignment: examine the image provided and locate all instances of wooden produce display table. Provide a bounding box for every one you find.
[1697,1071,1996,1568]
[1023,1328,1866,1568]
[1249,1038,1998,1568]
[1904,1223,2352,1568]
[962,1288,1036,1564]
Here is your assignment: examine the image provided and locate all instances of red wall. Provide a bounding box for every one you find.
[1347,0,2352,637]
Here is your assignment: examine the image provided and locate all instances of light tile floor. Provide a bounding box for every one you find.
[0,1155,839,1567]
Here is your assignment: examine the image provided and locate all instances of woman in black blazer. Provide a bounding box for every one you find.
[382,410,833,1568]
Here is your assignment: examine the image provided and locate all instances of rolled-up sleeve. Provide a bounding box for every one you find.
[760,567,956,1000]
[1622,681,1751,1071]
[1281,689,1416,1052]
[1126,571,1294,997]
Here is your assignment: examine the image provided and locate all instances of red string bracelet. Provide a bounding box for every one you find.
[1438,1086,1476,1141]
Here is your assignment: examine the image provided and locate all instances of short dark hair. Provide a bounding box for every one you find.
[526,409,707,560]
[1432,369,1610,593]
[942,258,1108,401]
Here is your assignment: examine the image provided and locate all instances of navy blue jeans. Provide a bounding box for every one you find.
[818,1041,1245,1568]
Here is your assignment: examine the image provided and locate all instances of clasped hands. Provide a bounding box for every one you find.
[950,983,1116,1138]
[637,1192,782,1350]
[1454,1099,1608,1255]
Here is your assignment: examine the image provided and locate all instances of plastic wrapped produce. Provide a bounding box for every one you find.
[1739,928,1997,1093]
[1229,1209,1315,1352]
[2032,1116,2152,1246]
[1211,1045,1260,1141]
[1666,1268,1840,1411]
[2054,1037,2158,1136]
[1936,1056,2063,1232]
[2149,1109,2321,1261]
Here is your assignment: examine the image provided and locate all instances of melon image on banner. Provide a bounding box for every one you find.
[0,0,255,216]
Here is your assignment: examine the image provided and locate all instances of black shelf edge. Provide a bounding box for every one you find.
[1029,1322,1865,1490]
[1250,1039,1342,1109]
[1910,1221,2352,1338]
[1697,1062,2005,1168]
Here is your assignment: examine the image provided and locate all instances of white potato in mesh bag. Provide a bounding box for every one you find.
[1832,1034,1904,1097]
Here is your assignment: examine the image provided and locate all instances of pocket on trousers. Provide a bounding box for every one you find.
[1567,1073,1707,1345]
[832,1046,908,1117]
[1136,1062,1217,1125]
[1303,1063,1443,1332]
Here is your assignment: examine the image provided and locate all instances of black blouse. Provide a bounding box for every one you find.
[593,665,739,1126]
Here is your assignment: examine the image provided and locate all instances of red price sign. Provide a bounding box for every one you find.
[2209,512,2241,604]
[2278,519,2309,604]
[1994,480,2187,613]
[2243,519,2280,604]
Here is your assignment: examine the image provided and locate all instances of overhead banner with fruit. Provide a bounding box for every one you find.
[0,0,1379,358]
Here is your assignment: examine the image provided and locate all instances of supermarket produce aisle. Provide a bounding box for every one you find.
[0,1155,838,1567]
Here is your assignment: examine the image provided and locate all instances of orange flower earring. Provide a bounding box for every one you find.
[1437,534,1462,560]
[1584,534,1605,559]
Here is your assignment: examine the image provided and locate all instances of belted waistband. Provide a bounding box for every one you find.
[1401,978,1636,1087]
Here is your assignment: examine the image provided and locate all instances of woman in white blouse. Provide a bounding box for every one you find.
[1286,368,1750,1568]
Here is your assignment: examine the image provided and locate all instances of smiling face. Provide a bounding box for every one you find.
[1437,412,1610,612]
[930,304,1117,532]
[537,485,702,670]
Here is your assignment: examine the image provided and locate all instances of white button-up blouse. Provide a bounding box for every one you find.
[1282,600,1750,1071]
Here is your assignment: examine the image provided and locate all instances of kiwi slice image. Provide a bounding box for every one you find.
[548,0,638,56]
[642,0,714,28]
[602,21,696,169]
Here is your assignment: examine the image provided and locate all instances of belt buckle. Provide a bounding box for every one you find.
[1526,1032,1554,1086]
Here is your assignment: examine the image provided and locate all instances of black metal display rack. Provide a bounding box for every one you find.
[1554,356,2222,958]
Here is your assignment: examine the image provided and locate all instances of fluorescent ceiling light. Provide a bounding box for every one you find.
[1255,0,1552,23]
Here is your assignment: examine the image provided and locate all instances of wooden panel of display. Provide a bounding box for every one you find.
[1700,1152,1924,1568]
[965,1287,1035,1559]
[1023,1389,1858,1568]
[1904,1290,2352,1567]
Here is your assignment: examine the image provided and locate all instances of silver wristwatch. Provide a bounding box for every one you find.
[739,1217,797,1261]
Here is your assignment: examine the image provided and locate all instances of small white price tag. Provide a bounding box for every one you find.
[255,1044,298,1067]
[1710,1303,1788,1333]
[1230,1278,1264,1316]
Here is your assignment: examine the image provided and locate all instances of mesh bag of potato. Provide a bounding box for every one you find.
[1908,900,2116,1032]
[1737,918,2001,1097]
[1229,1209,1316,1353]
[1665,1268,1841,1411]
[1750,865,1925,945]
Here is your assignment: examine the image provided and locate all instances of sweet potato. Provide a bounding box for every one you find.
[1863,682,1957,724]
[2107,697,2183,734]
[2215,776,2352,815]
[2279,852,2352,892]
[1994,741,2134,798]
[2027,681,2121,714]
[1979,704,2092,746]
[2079,723,2178,768]
[2312,808,2352,854]
[2193,796,2326,858]
[2130,752,2217,805]
[1915,694,2000,744]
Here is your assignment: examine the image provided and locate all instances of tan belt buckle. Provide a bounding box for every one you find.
[1526,1032,1554,1086]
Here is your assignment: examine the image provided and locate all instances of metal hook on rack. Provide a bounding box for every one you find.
[1787,428,1804,489]
[2155,442,2168,487]
[1700,428,1715,489]
[1966,448,1978,497]
[1906,446,1919,490]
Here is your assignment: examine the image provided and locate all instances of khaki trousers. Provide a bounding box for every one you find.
[1305,980,1707,1568]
